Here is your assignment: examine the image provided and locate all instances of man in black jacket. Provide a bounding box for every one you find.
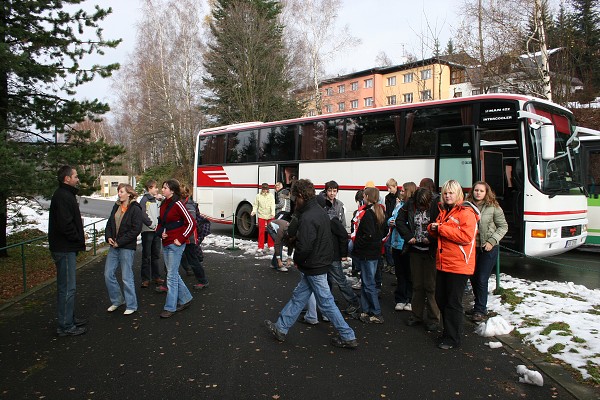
[48,165,87,337]
[265,179,357,349]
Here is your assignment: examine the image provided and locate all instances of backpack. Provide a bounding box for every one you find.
[195,203,211,243]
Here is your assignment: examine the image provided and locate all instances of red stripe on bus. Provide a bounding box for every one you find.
[524,210,586,216]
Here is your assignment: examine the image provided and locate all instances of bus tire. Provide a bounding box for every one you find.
[236,203,256,237]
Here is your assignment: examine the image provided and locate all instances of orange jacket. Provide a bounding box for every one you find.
[428,201,480,275]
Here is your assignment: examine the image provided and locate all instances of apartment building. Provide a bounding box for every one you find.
[303,56,470,116]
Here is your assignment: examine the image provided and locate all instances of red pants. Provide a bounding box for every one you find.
[257,217,274,249]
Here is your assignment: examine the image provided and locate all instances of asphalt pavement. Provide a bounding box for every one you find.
[1,244,598,400]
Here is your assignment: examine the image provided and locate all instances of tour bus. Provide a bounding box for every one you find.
[194,94,590,257]
[579,134,600,246]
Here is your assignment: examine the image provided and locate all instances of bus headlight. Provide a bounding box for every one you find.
[531,228,559,238]
[582,224,587,233]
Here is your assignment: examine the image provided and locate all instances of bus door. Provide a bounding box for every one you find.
[435,126,479,192]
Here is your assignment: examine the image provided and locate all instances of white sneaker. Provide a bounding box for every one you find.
[123,309,136,315]
[277,266,289,272]
[403,303,412,311]
[107,304,120,312]
[394,303,404,311]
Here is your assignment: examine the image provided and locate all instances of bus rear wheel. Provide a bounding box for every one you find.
[236,203,255,237]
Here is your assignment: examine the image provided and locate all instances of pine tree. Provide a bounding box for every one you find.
[0,1,124,255]
[203,0,301,125]
[570,0,600,96]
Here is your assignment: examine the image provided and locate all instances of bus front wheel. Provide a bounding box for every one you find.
[236,203,256,237]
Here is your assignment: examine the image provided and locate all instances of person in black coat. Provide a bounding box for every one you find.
[104,183,145,315]
[48,165,87,337]
[265,179,358,349]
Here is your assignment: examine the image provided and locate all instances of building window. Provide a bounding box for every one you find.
[325,88,333,96]
[364,97,374,107]
[338,102,345,111]
[471,89,482,95]
[364,78,373,88]
[308,109,317,116]
[450,69,465,84]
[386,76,396,86]
[387,95,397,105]
[403,93,413,103]
[350,99,358,109]
[325,104,333,113]
[420,69,432,80]
[403,73,413,83]
[420,90,431,100]
[351,81,358,91]
[489,87,498,93]
[453,91,462,98]
[338,84,345,94]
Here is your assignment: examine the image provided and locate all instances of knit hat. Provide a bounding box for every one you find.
[364,181,376,188]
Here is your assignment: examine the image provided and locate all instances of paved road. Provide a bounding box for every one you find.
[1,245,597,400]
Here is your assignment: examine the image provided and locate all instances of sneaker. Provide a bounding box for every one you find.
[107,304,122,312]
[141,280,150,288]
[160,310,174,318]
[277,266,289,272]
[345,305,360,315]
[57,326,88,337]
[403,303,412,311]
[74,317,88,327]
[123,309,136,315]
[359,313,384,324]
[264,320,286,342]
[351,281,362,290]
[155,285,168,293]
[193,282,209,290]
[394,303,404,311]
[176,300,192,312]
[322,315,330,322]
[471,312,486,322]
[330,336,358,349]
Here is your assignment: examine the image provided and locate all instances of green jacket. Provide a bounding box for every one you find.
[476,203,508,247]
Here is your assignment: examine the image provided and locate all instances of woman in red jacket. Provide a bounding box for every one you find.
[428,179,479,350]
[156,179,196,318]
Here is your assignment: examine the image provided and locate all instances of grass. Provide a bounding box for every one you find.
[0,229,105,303]
[497,288,523,311]
[541,322,572,336]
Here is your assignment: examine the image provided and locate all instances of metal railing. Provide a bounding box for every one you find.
[1,219,107,293]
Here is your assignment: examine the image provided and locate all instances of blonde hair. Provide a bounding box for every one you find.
[363,187,385,225]
[440,180,464,203]
[386,178,397,188]
[117,183,138,200]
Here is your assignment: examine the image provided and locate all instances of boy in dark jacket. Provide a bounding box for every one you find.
[265,179,357,349]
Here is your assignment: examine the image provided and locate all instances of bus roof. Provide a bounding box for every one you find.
[197,93,572,137]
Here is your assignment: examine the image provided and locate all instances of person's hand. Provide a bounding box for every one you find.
[430,223,439,231]
[408,238,417,245]
[162,232,168,239]
[422,238,430,245]
[174,239,181,246]
[483,242,494,252]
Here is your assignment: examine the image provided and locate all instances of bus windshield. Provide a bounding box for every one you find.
[525,103,584,196]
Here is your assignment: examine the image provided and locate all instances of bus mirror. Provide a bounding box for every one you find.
[540,124,555,161]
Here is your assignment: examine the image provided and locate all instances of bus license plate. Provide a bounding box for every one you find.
[565,239,577,248]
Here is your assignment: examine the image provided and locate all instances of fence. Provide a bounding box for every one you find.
[0,219,107,293]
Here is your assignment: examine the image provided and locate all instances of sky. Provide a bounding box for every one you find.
[8,195,600,384]
[74,0,456,104]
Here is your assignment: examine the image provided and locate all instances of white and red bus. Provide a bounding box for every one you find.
[194,94,590,257]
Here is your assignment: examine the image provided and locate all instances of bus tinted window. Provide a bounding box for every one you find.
[227,130,258,163]
[198,134,226,165]
[299,119,344,160]
[404,106,466,156]
[345,114,400,158]
[259,125,296,162]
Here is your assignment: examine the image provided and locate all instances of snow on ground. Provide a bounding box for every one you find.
[6,196,600,383]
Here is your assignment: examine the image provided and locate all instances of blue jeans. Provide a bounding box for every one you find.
[471,246,499,314]
[305,293,318,323]
[275,272,355,341]
[104,247,138,311]
[163,243,193,312]
[358,258,381,315]
[52,252,77,331]
[327,261,359,306]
